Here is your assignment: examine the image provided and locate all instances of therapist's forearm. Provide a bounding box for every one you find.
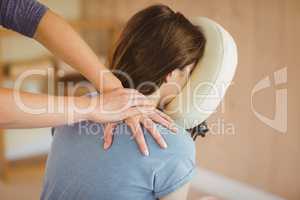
[34,10,122,92]
[0,88,88,129]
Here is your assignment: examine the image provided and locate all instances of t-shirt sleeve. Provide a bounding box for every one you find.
[0,0,48,37]
[153,155,196,199]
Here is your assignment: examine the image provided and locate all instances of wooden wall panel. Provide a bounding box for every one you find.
[0,40,6,180]
[0,130,5,180]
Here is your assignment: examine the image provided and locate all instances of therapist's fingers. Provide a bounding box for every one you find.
[130,97,155,107]
[103,123,117,150]
[122,106,154,119]
[141,117,167,149]
[121,89,155,107]
[148,110,178,133]
[155,109,174,124]
[126,118,149,156]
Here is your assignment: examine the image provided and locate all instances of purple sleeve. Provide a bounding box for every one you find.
[0,0,48,37]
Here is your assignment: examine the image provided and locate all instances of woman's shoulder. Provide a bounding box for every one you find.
[148,124,196,199]
[53,121,195,158]
[148,124,196,158]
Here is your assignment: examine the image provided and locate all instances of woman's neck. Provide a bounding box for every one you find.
[147,89,176,110]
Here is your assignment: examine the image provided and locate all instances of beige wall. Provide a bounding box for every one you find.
[0,0,80,63]
[84,0,299,199]
[196,1,300,200]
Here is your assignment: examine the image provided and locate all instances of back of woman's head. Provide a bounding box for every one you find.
[109,4,206,95]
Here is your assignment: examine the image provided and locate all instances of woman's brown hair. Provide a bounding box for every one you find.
[109,4,206,95]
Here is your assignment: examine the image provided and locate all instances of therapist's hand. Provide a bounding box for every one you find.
[86,88,154,123]
[103,109,177,156]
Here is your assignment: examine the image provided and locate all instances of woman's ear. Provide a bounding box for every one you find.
[165,69,179,82]
[165,71,173,83]
[185,64,194,73]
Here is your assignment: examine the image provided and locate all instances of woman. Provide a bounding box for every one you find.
[42,5,206,200]
[0,0,176,155]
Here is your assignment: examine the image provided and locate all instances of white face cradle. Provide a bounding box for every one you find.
[164,17,238,129]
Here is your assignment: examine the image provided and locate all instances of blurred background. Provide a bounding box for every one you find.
[0,0,299,199]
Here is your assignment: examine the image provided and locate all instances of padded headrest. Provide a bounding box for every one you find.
[164,17,238,129]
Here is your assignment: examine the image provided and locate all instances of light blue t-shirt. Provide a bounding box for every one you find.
[41,121,196,200]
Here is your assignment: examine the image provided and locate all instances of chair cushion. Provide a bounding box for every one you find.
[164,17,238,129]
